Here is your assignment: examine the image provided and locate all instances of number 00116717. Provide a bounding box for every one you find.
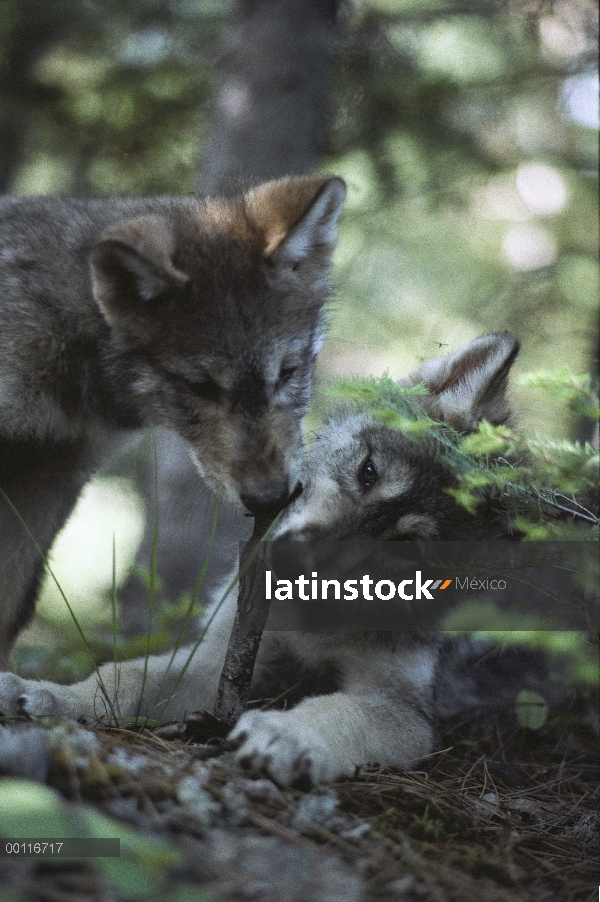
[1,839,119,857]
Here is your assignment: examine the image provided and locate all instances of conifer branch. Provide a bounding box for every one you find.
[330,369,599,539]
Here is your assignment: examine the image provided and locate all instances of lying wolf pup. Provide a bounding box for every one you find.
[0,332,521,785]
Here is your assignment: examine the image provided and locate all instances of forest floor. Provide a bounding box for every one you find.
[0,701,598,902]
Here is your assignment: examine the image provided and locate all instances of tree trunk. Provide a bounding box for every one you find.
[200,0,339,196]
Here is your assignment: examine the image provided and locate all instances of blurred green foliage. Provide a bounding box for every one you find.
[316,1,598,441]
[0,0,596,440]
[515,689,549,730]
[0,0,222,195]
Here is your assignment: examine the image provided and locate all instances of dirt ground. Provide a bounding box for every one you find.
[0,700,598,902]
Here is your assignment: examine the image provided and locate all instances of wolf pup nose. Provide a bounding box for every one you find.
[240,485,293,518]
[0,174,346,666]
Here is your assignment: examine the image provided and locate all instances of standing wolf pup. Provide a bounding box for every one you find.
[0,334,522,786]
[0,176,346,668]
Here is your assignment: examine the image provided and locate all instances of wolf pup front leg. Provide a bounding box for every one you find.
[0,176,346,667]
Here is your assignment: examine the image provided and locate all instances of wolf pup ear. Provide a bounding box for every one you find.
[245,176,346,268]
[405,332,520,432]
[90,215,189,322]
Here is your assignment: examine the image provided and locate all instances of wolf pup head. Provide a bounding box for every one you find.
[90,176,346,514]
[276,333,520,540]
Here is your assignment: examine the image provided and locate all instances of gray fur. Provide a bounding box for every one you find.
[0,177,346,666]
[0,334,523,786]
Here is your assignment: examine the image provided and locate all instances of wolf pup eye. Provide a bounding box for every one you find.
[186,377,221,403]
[277,366,296,388]
[359,458,378,489]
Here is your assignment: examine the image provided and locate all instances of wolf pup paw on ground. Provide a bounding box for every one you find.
[0,334,523,788]
[0,176,346,668]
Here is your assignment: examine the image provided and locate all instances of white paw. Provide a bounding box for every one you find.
[230,710,341,786]
[0,672,79,719]
[0,673,54,716]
